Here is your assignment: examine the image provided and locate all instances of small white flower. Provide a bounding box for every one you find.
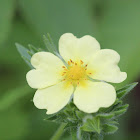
[26,33,127,114]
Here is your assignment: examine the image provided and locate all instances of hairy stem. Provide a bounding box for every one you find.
[50,123,67,140]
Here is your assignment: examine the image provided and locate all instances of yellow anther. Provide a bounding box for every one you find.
[62,66,65,68]
[80,60,83,64]
[68,61,71,65]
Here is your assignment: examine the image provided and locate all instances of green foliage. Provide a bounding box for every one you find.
[81,117,101,133]
[0,85,32,111]
[102,124,118,134]
[16,43,33,68]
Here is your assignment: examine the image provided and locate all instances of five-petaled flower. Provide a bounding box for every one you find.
[26,33,127,114]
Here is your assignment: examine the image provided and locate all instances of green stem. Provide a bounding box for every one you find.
[50,123,67,140]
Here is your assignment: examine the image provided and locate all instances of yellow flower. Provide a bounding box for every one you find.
[26,33,127,114]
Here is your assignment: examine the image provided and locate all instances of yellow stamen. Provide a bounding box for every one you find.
[62,66,65,68]
[80,60,83,64]
[68,61,71,65]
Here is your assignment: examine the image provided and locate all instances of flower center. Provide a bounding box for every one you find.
[67,64,86,80]
[61,59,89,85]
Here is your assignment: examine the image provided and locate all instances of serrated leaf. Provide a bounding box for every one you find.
[117,82,138,99]
[16,43,33,68]
[112,104,129,118]
[81,117,101,133]
[102,124,118,134]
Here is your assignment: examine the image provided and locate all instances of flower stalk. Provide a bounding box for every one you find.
[50,123,67,140]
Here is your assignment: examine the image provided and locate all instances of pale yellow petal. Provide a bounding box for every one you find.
[59,33,100,63]
[26,69,62,89]
[87,49,127,83]
[26,52,65,89]
[31,52,64,69]
[74,81,116,113]
[33,82,74,114]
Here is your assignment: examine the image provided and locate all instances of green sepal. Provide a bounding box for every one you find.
[16,43,33,68]
[81,117,101,134]
[117,82,138,99]
[43,34,58,56]
[28,44,43,54]
[16,43,44,69]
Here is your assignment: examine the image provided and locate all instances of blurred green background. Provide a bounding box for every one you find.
[0,0,140,140]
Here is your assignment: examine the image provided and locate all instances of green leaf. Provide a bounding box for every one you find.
[97,113,114,120]
[114,98,123,105]
[102,124,118,135]
[16,43,33,68]
[112,104,129,118]
[113,109,128,118]
[108,121,119,125]
[115,104,129,111]
[76,111,86,120]
[81,117,101,133]
[117,82,138,99]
